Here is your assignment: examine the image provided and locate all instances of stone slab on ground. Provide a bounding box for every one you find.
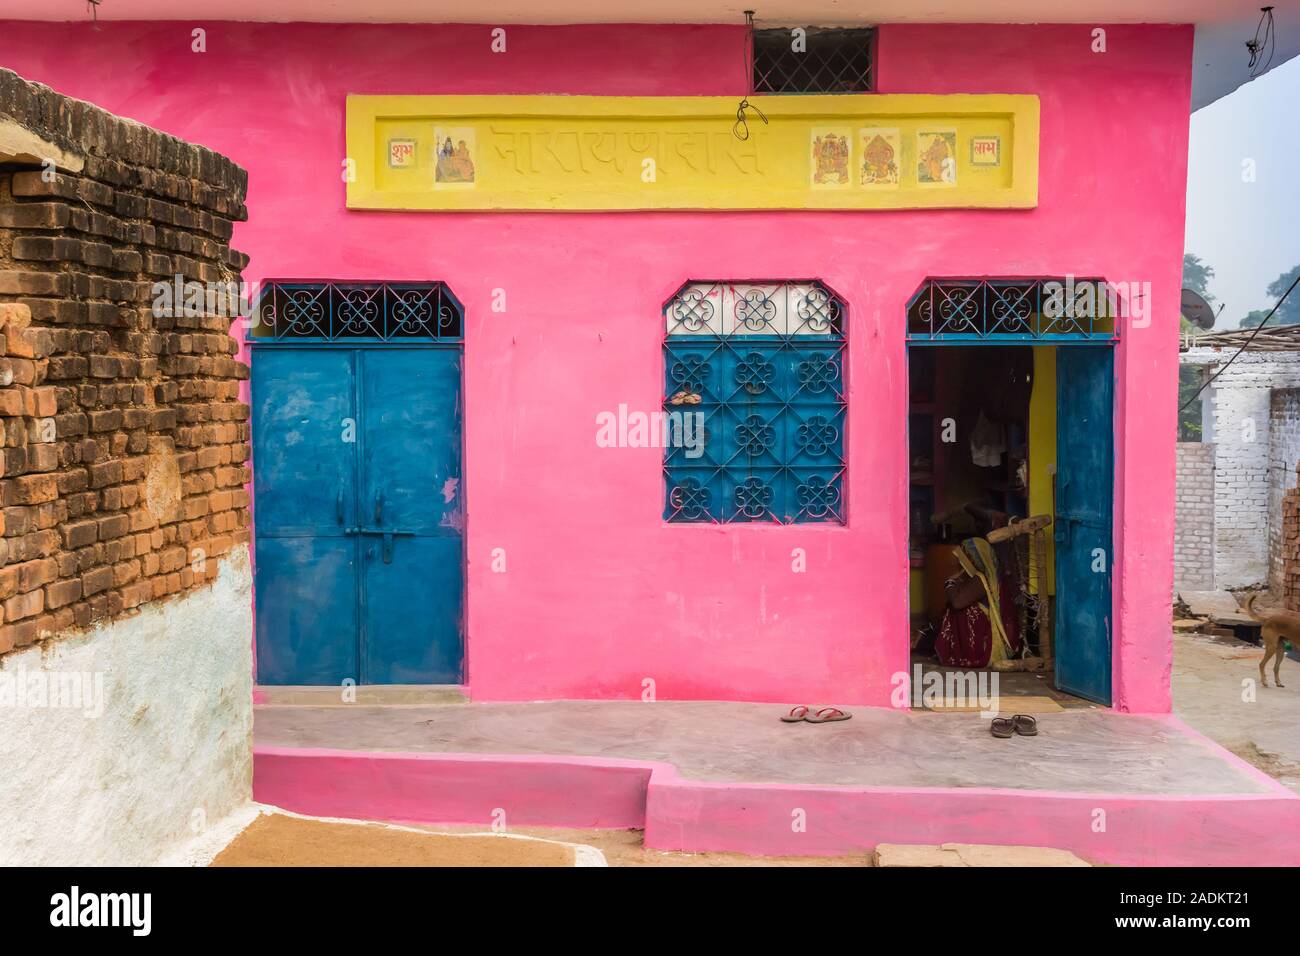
[1178,590,1257,627]
[873,843,1090,867]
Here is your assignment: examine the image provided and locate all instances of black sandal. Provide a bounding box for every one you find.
[1012,714,1039,736]
[990,717,1015,738]
[805,706,852,723]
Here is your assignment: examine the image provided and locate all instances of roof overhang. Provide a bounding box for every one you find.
[0,1,1293,109]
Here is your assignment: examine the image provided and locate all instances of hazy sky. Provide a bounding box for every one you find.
[1185,54,1300,329]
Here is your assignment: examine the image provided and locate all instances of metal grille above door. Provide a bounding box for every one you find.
[252,281,463,341]
[906,279,1120,342]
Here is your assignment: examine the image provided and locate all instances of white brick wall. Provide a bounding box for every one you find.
[1175,441,1215,590]
[1179,349,1300,589]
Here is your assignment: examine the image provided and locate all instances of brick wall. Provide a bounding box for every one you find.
[1180,349,1300,588]
[1268,388,1300,595]
[1282,469,1300,610]
[1174,440,1215,591]
[0,68,250,655]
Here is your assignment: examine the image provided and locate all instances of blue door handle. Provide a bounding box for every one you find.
[374,489,384,525]
[1054,512,1087,544]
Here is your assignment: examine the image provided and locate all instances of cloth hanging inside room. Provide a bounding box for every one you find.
[969,409,1006,467]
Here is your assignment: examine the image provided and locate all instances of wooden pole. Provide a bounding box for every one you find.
[1036,524,1052,663]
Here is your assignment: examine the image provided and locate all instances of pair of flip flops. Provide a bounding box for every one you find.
[781,705,852,723]
[990,714,1038,738]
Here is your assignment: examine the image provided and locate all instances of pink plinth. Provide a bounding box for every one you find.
[253,723,1300,866]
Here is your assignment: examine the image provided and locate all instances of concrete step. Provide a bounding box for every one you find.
[254,685,468,707]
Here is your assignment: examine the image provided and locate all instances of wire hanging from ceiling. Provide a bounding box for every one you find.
[733,10,769,141]
[1246,6,1276,78]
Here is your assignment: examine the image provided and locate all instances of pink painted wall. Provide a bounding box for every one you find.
[0,22,1192,709]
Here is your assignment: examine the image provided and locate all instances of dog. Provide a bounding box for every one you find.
[1244,593,1300,688]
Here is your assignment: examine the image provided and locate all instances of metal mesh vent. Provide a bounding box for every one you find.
[252,281,463,341]
[752,27,875,95]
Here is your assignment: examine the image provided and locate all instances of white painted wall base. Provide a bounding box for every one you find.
[0,546,253,866]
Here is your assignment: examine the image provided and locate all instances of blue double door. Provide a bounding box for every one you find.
[253,347,464,685]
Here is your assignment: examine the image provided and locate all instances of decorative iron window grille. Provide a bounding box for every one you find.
[663,281,847,524]
[251,281,463,341]
[752,27,875,94]
[906,279,1120,342]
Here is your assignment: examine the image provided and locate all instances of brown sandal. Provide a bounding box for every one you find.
[990,717,1016,738]
[1012,714,1038,736]
[804,706,852,723]
[780,705,812,723]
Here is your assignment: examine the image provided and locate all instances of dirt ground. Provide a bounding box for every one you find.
[1172,629,1300,794]
[413,823,870,866]
[211,814,577,867]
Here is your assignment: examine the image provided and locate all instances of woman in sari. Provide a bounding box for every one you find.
[935,536,1023,668]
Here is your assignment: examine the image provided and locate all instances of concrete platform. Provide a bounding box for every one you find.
[253,701,1300,866]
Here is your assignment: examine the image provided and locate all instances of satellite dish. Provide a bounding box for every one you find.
[1181,288,1216,329]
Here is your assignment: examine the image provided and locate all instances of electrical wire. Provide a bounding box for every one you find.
[733,10,770,141]
[1247,6,1276,78]
[1180,270,1300,411]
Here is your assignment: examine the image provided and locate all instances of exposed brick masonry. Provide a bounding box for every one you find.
[1174,441,1214,592]
[0,68,250,654]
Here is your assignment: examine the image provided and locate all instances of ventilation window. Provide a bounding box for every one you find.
[752,27,875,95]
[252,281,463,341]
[906,279,1119,342]
[663,281,847,525]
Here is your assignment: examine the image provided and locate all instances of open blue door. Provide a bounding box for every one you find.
[1054,346,1114,705]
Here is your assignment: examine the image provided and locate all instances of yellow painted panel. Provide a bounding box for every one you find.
[1029,345,1056,595]
[346,94,1039,211]
[910,568,924,612]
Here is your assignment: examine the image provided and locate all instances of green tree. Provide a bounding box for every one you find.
[1178,366,1203,441]
[1181,253,1216,333]
[1232,266,1300,328]
[1266,264,1300,325]
[1177,254,1215,440]
[1183,253,1215,301]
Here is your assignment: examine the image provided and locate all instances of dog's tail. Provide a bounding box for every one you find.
[1244,592,1264,621]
